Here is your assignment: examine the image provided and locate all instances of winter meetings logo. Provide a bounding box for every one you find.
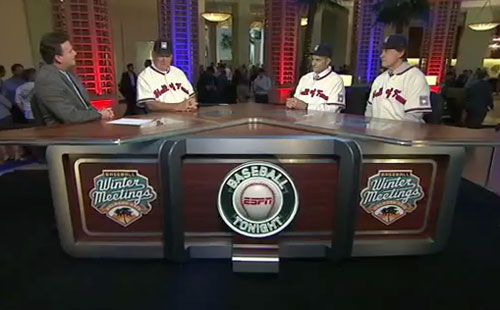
[89,170,157,227]
[360,170,424,225]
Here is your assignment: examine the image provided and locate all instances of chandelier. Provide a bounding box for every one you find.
[201,12,231,22]
[202,1,231,23]
[468,0,499,31]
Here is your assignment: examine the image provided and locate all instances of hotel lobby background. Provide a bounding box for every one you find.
[2,0,500,308]
[3,0,500,99]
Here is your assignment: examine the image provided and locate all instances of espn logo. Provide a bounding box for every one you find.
[242,197,273,206]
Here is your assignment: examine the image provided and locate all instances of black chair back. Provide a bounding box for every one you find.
[423,92,443,124]
[344,86,370,115]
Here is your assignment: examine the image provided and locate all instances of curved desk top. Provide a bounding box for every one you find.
[0,103,499,147]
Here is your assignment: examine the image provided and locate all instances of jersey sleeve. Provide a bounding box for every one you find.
[14,86,22,105]
[306,75,345,113]
[136,74,155,107]
[403,72,432,115]
[293,76,306,100]
[181,71,195,97]
[365,85,374,118]
[365,78,380,117]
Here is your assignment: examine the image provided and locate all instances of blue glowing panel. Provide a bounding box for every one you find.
[158,0,199,82]
[353,0,384,84]
[170,0,192,81]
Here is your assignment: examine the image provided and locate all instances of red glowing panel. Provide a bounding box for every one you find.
[430,86,441,93]
[420,0,461,84]
[276,87,292,103]
[265,0,299,87]
[51,0,116,96]
[91,99,113,110]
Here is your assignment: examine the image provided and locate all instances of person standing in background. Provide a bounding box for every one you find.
[196,66,217,104]
[0,93,24,163]
[15,68,36,122]
[0,65,5,91]
[2,64,27,123]
[0,93,13,128]
[233,65,250,103]
[464,69,494,128]
[119,63,140,115]
[2,64,25,104]
[0,92,13,164]
[225,64,232,81]
[252,68,272,103]
[215,64,230,103]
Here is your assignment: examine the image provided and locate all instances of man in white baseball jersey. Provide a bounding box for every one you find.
[286,44,345,112]
[366,35,431,122]
[137,39,198,112]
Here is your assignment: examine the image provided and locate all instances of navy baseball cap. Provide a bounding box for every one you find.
[153,39,172,56]
[383,35,408,50]
[311,44,332,58]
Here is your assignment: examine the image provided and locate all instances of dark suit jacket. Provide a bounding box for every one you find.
[465,79,493,113]
[34,64,100,126]
[119,71,137,99]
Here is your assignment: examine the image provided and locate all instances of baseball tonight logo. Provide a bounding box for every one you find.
[218,162,299,238]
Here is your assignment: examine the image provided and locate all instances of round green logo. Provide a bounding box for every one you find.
[217,161,299,238]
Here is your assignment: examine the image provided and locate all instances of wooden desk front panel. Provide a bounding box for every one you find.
[63,154,447,246]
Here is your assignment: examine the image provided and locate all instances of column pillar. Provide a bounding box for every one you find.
[207,22,218,66]
[198,0,206,72]
[232,2,250,67]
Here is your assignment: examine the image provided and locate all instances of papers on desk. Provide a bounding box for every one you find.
[107,117,183,128]
[107,118,154,126]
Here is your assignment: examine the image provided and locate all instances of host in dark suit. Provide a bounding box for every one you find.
[34,32,114,126]
[119,63,140,115]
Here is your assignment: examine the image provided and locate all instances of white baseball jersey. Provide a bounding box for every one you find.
[294,66,345,112]
[365,62,431,123]
[136,64,194,107]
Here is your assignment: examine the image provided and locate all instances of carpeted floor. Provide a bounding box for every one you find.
[1,171,500,310]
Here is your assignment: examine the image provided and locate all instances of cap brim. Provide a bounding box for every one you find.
[154,51,172,56]
[383,44,406,50]
[310,52,331,57]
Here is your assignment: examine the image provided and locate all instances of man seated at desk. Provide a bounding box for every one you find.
[365,35,431,123]
[34,32,114,126]
[286,44,345,112]
[137,40,198,112]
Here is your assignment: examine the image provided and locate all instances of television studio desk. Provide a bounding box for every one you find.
[1,103,499,272]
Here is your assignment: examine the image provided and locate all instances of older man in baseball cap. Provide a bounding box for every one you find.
[286,43,345,112]
[365,34,431,122]
[136,39,198,112]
